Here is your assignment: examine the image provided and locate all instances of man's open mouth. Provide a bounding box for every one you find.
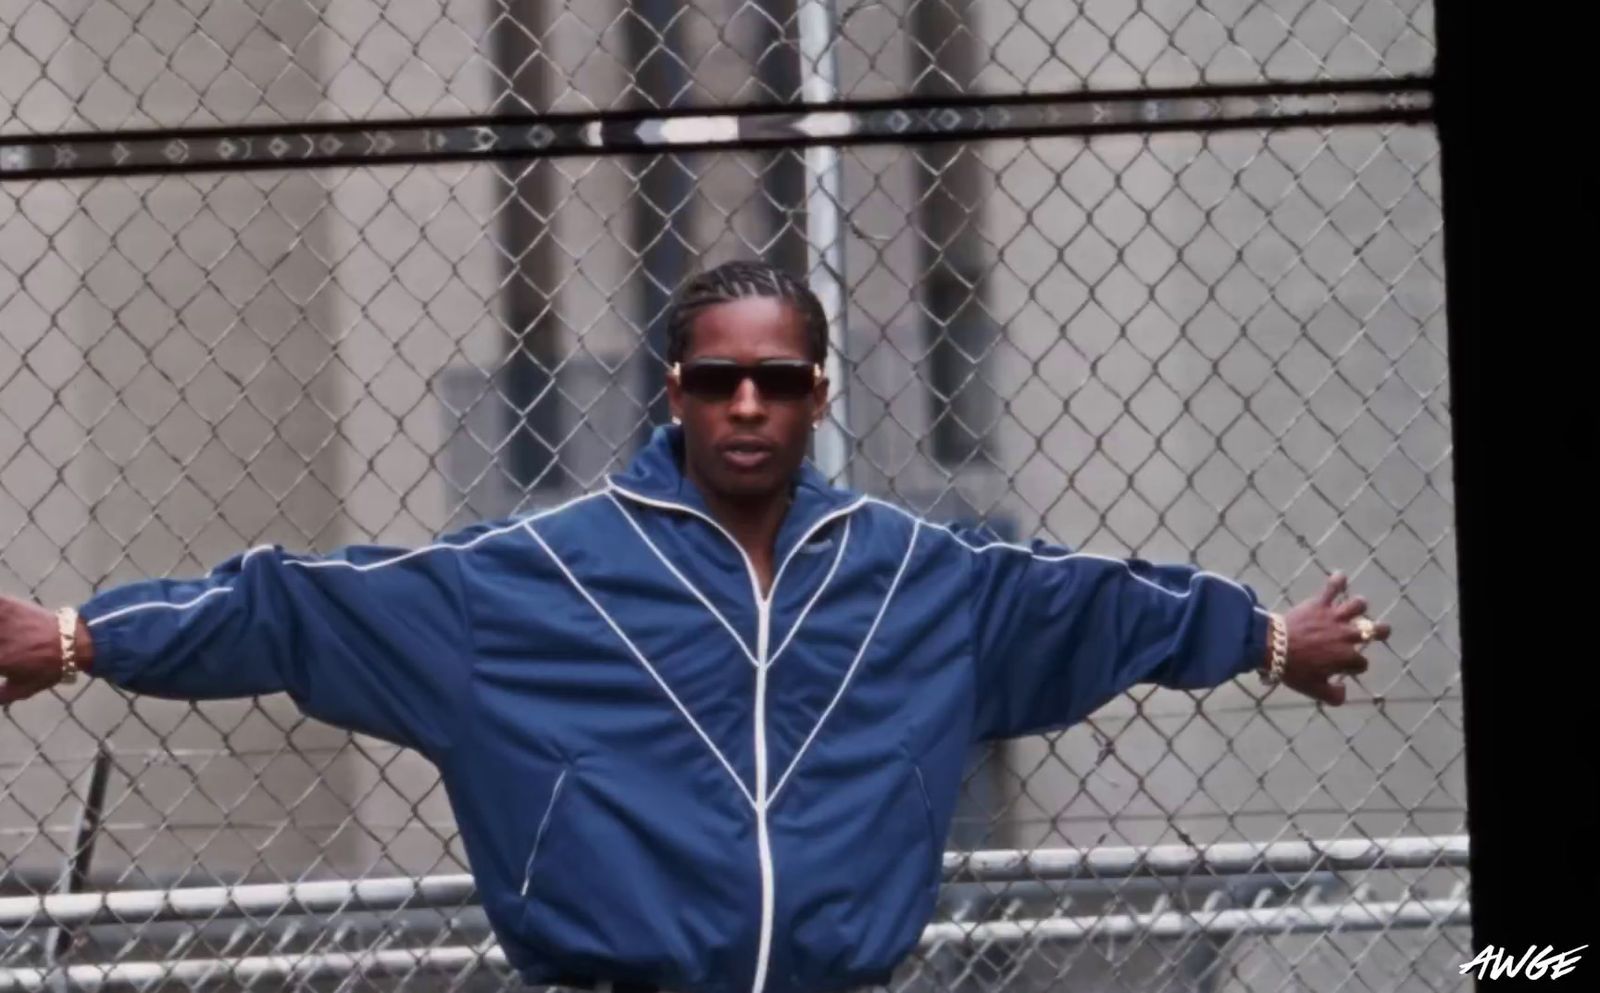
[719,439,775,471]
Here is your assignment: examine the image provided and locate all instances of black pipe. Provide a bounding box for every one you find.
[909,0,997,469]
[755,0,810,278]
[45,746,113,965]
[492,0,565,497]
[626,0,695,443]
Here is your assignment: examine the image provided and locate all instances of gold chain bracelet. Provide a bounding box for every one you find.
[56,606,80,684]
[1259,612,1288,686]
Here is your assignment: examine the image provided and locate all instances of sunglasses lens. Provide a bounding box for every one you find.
[679,362,814,400]
[679,364,745,398]
[750,365,814,399]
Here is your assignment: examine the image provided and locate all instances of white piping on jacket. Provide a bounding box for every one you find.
[606,483,869,993]
[607,492,759,667]
[863,496,1267,613]
[767,516,851,667]
[523,522,757,811]
[607,485,868,612]
[520,768,568,897]
[85,491,608,626]
[607,485,769,615]
[768,519,921,805]
[87,587,235,626]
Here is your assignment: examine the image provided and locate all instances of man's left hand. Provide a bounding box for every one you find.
[1278,572,1390,706]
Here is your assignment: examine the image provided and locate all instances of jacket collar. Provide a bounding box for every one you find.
[607,424,862,553]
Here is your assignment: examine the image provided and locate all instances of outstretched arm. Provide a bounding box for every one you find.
[0,534,485,759]
[956,524,1389,742]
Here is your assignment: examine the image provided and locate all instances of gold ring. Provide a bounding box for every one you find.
[1354,618,1376,642]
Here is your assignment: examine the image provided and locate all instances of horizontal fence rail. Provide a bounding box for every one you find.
[0,899,1471,993]
[0,836,1469,930]
[0,79,1433,182]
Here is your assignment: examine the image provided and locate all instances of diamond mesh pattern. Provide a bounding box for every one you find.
[1,2,1461,991]
[0,0,1435,134]
[3,126,1462,990]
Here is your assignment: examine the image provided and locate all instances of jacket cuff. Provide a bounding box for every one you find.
[77,601,130,686]
[1243,608,1272,678]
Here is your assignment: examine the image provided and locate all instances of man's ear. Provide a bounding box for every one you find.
[666,361,685,424]
[811,372,830,428]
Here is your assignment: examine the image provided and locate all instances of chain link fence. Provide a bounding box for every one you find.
[0,0,1434,130]
[0,2,1464,991]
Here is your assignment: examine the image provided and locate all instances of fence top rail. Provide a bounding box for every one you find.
[0,80,1434,184]
[0,835,1468,930]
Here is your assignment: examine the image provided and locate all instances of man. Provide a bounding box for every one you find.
[0,259,1388,993]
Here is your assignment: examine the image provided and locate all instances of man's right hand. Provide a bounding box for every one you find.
[0,594,70,705]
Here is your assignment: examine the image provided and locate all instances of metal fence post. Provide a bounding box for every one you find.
[41,746,112,989]
[797,0,853,488]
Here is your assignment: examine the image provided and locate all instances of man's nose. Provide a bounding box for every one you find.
[728,377,766,420]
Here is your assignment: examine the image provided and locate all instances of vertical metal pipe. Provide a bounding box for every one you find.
[43,746,112,984]
[797,0,853,487]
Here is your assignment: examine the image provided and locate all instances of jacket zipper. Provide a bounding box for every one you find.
[751,602,775,993]
[608,485,863,993]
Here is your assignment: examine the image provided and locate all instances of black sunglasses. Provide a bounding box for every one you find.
[672,359,821,401]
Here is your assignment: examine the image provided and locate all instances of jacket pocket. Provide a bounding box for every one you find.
[909,762,944,898]
[512,760,742,989]
[784,753,947,991]
[520,766,570,900]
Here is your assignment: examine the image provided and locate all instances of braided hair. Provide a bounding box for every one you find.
[664,260,829,365]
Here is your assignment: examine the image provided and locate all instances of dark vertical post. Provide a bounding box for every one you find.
[909,0,996,469]
[907,4,1006,961]
[908,3,1007,880]
[492,1,564,497]
[626,0,694,442]
[755,0,810,278]
[44,746,112,973]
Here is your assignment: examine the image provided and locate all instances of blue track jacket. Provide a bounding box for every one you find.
[79,424,1272,993]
